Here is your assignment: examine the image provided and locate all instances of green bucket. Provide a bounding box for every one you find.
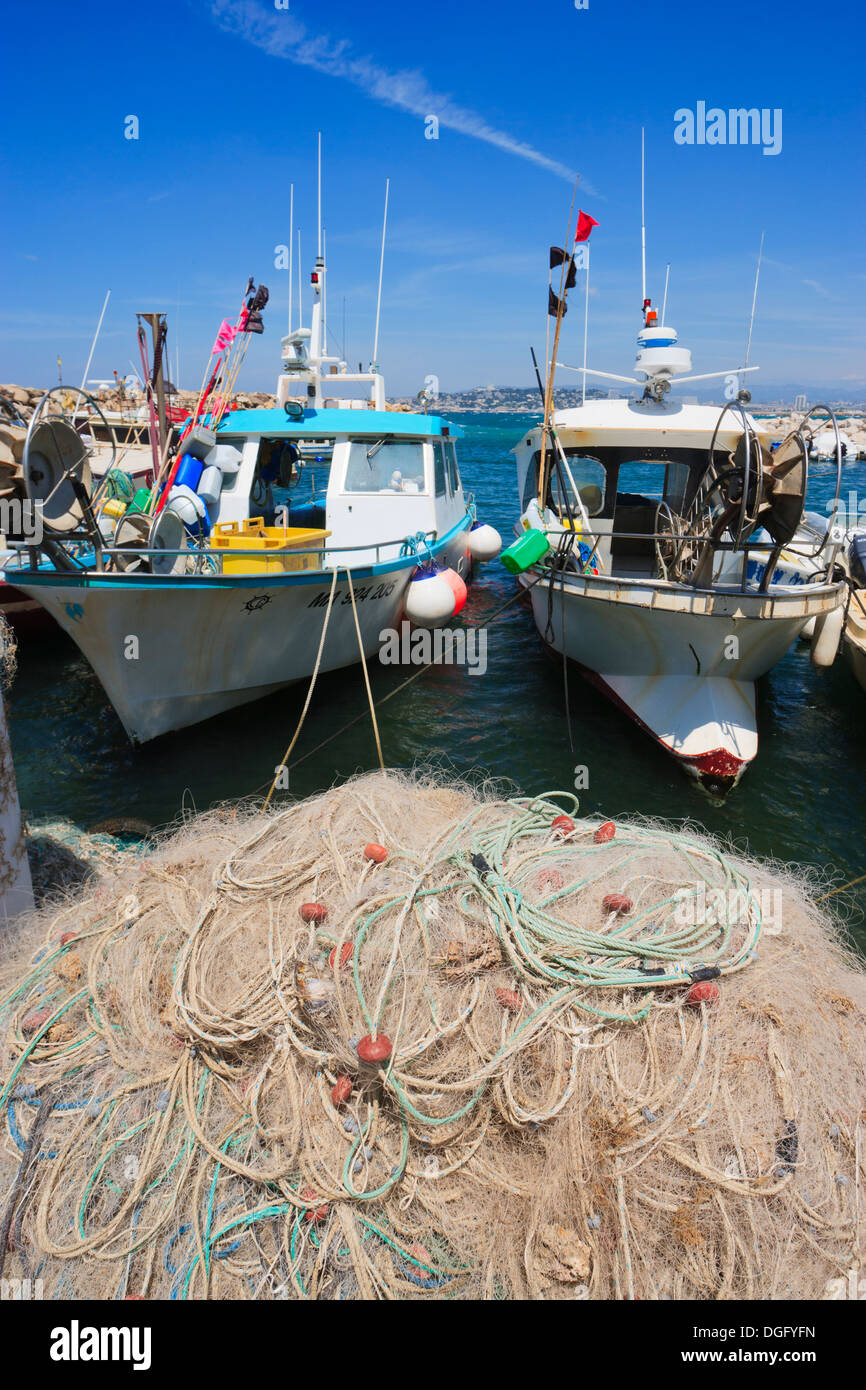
[500,527,551,575]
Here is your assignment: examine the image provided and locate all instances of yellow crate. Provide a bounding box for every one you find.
[211,519,331,575]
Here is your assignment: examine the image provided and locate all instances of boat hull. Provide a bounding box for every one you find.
[12,530,470,742]
[526,569,845,791]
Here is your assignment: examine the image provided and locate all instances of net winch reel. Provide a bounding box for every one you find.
[22,387,114,567]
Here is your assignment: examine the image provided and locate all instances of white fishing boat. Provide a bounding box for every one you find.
[504,195,846,793]
[840,533,866,696]
[4,243,499,742]
[810,428,859,463]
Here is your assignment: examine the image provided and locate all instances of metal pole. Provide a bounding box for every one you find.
[298,232,303,330]
[662,263,670,323]
[582,244,590,406]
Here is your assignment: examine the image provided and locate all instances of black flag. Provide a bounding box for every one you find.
[549,247,577,289]
[548,287,568,318]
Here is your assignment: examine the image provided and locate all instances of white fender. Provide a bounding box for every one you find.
[404,571,456,628]
[810,605,844,668]
[467,523,502,562]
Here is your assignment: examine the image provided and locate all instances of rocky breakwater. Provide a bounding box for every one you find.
[759,411,866,458]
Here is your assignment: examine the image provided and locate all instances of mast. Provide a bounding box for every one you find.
[537,179,579,509]
[288,182,294,334]
[640,128,647,309]
[372,178,390,371]
[317,132,322,260]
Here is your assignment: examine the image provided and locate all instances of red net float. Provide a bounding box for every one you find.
[299,902,327,924]
[536,868,565,892]
[59,931,77,946]
[356,1033,393,1065]
[686,981,720,1007]
[364,843,388,863]
[602,893,633,915]
[300,1187,329,1222]
[594,821,616,844]
[328,942,353,971]
[551,815,575,839]
[21,1007,51,1034]
[495,987,522,1013]
[331,1075,353,1106]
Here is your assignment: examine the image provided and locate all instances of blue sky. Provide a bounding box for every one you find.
[1,0,864,398]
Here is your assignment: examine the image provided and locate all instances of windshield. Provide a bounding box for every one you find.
[344,439,427,494]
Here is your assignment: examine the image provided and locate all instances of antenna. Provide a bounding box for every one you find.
[323,227,327,355]
[297,231,303,330]
[372,177,390,369]
[662,263,670,323]
[744,230,765,376]
[79,289,111,394]
[317,132,322,260]
[640,128,647,307]
[288,182,294,334]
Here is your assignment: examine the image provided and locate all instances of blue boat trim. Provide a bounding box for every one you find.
[11,513,473,591]
[215,407,464,440]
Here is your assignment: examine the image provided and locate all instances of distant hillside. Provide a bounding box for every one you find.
[393,384,866,413]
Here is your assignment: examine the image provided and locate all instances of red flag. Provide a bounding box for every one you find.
[574,211,598,243]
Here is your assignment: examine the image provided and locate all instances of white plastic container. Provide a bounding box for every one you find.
[197,464,223,508]
[206,444,243,474]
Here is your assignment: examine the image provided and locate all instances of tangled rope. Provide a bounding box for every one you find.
[1,772,863,1300]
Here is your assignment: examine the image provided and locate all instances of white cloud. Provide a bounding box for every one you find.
[205,1,591,188]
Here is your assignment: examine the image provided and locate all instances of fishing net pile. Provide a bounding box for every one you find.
[1,770,864,1301]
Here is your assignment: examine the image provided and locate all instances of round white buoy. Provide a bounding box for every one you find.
[811,605,844,668]
[404,570,456,628]
[467,523,502,562]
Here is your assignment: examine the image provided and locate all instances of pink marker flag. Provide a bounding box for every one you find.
[211,319,239,355]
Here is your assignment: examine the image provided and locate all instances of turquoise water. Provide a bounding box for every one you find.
[7,412,865,936]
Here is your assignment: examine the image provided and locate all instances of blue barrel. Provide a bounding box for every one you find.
[173,453,204,493]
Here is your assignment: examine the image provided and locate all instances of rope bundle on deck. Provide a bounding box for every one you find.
[0,771,864,1300]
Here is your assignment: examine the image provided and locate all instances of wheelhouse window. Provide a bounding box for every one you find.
[525,451,605,516]
[344,439,427,494]
[433,440,447,496]
[444,439,460,494]
[614,459,688,510]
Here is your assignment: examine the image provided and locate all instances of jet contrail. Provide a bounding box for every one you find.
[207,0,590,187]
